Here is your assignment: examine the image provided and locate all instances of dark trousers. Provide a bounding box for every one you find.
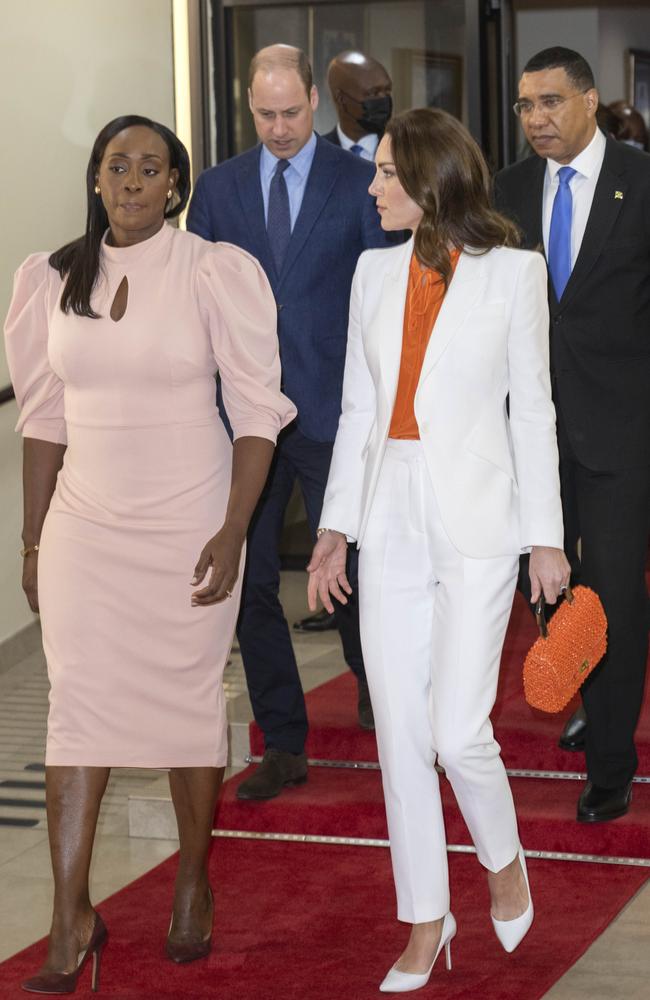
[521,415,650,787]
[236,426,365,754]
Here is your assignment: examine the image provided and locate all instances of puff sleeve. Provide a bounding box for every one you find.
[4,253,67,445]
[197,243,296,441]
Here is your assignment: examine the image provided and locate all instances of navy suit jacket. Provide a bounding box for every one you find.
[187,135,397,442]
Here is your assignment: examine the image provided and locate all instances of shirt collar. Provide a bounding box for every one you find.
[546,126,606,182]
[336,124,378,156]
[260,131,318,181]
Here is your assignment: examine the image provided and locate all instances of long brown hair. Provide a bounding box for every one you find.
[385,108,520,285]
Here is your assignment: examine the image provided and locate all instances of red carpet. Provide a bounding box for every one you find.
[2,582,648,997]
[251,591,650,774]
[0,839,646,1000]
[219,764,650,860]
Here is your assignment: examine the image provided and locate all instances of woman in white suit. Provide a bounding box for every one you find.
[308,108,570,993]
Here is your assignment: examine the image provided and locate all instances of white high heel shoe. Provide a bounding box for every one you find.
[379,911,457,993]
[491,846,534,953]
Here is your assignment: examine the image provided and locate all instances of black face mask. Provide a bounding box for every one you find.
[341,91,393,135]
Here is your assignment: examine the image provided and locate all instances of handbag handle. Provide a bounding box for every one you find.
[534,585,574,639]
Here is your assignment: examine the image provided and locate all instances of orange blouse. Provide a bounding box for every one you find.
[388,249,460,440]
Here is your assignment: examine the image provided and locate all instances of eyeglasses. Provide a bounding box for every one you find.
[513,90,589,118]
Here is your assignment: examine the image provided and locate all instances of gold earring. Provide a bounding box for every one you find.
[166,189,173,200]
[94,185,101,194]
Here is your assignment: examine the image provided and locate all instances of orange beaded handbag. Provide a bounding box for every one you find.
[523,585,608,713]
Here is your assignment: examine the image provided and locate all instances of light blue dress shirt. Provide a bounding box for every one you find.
[260,132,318,231]
[336,124,379,162]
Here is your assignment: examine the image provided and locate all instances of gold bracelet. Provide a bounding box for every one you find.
[316,528,332,538]
[20,544,40,558]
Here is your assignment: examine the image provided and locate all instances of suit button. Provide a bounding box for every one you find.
[277,304,284,312]
[554,314,563,324]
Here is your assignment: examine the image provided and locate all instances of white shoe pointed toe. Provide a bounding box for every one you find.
[379,912,456,993]
[491,846,534,953]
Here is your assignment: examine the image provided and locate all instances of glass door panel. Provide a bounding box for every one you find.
[221,0,482,155]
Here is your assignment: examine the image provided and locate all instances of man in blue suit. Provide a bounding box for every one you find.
[188,44,398,799]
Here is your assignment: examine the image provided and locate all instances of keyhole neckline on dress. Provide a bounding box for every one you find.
[110,275,129,323]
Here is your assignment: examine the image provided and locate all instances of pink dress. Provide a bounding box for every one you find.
[4,223,295,767]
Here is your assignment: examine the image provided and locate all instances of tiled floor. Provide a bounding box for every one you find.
[0,571,648,998]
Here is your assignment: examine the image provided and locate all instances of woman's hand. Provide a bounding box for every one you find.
[529,545,571,605]
[22,553,39,613]
[191,525,245,606]
[306,530,351,615]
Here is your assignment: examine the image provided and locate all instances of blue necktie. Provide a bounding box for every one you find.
[548,166,577,300]
[350,144,364,156]
[267,159,291,273]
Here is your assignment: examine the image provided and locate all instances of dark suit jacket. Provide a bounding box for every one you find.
[187,136,396,442]
[321,127,341,147]
[494,137,650,471]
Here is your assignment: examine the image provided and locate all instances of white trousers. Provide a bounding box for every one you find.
[358,441,521,923]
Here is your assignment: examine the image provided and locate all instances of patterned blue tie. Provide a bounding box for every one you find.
[350,144,364,156]
[548,166,577,300]
[267,158,291,273]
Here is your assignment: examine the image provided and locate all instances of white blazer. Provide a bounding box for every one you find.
[320,238,564,558]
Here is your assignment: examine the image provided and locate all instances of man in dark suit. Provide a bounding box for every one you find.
[293,49,392,638]
[495,47,650,823]
[188,44,396,799]
[321,50,392,161]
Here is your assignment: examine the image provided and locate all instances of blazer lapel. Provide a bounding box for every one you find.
[277,138,339,289]
[377,239,413,407]
[558,139,627,310]
[234,147,277,285]
[419,251,487,382]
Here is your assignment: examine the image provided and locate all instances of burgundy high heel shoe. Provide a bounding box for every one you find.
[165,887,214,963]
[21,912,108,994]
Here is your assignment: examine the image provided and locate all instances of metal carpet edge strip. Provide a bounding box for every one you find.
[243,756,650,783]
[211,829,650,867]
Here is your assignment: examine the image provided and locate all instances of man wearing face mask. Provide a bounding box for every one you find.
[322,50,393,160]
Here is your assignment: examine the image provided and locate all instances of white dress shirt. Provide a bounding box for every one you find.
[336,124,378,162]
[542,126,606,267]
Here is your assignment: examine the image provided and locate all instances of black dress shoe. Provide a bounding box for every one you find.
[577,780,633,823]
[236,749,308,800]
[357,678,375,730]
[559,704,587,751]
[292,608,337,632]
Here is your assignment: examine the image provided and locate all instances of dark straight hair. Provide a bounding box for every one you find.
[384,108,520,286]
[50,115,191,317]
[523,47,595,92]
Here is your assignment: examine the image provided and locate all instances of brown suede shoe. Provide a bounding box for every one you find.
[236,749,308,800]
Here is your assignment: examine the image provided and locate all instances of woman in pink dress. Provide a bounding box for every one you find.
[4,115,295,994]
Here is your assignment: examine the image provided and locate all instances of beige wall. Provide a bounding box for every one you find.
[599,7,650,104]
[0,0,175,643]
[516,5,650,103]
[516,7,600,81]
